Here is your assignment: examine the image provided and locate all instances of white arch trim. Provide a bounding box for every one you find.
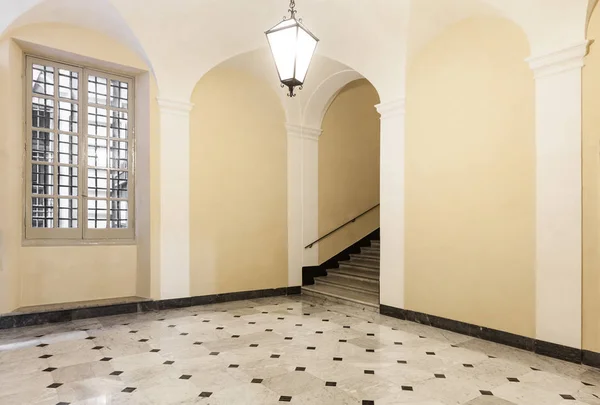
[302,69,364,129]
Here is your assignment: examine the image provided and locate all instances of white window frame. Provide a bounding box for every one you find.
[24,55,136,243]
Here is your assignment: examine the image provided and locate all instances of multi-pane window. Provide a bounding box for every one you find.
[26,57,134,240]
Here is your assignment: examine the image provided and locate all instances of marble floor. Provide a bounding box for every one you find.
[1,296,600,405]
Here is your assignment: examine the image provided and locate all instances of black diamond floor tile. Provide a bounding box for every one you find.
[560,394,576,400]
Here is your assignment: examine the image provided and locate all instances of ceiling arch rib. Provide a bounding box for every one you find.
[1,0,155,79]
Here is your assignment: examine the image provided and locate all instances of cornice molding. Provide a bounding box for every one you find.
[526,41,590,79]
[157,98,194,115]
[285,124,323,142]
[376,98,406,119]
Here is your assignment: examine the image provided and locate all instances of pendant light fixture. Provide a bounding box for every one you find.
[265,0,319,97]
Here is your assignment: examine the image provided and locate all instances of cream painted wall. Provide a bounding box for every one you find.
[0,23,160,310]
[318,79,380,263]
[189,67,288,295]
[583,7,600,353]
[405,17,535,337]
[19,246,137,306]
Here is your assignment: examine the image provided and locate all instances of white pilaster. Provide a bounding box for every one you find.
[376,98,406,310]
[527,41,589,348]
[286,124,323,286]
[157,98,193,299]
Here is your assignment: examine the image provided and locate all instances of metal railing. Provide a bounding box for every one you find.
[304,204,380,249]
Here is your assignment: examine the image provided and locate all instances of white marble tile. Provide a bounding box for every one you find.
[1,296,599,405]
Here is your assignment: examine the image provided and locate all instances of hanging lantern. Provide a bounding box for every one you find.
[265,0,319,97]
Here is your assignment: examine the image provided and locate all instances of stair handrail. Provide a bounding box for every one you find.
[304,204,380,249]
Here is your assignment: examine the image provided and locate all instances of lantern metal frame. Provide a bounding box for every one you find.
[265,0,319,97]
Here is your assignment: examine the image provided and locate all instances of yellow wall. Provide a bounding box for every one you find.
[583,7,600,352]
[405,17,535,337]
[189,67,288,295]
[318,79,380,263]
[0,23,159,309]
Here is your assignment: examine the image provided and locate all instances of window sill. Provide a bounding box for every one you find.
[22,238,137,247]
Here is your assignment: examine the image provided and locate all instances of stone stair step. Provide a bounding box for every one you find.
[315,274,379,295]
[350,253,379,262]
[329,266,379,281]
[361,246,380,255]
[344,258,379,270]
[302,284,379,309]
[339,262,380,273]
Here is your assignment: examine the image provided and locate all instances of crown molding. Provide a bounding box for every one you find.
[157,98,194,115]
[376,98,406,119]
[526,41,590,79]
[285,124,323,141]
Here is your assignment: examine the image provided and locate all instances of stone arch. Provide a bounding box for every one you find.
[302,69,366,129]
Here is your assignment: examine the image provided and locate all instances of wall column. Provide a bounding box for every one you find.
[286,124,322,286]
[157,98,193,299]
[527,42,589,348]
[376,98,406,309]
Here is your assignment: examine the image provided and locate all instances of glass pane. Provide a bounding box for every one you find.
[58,69,78,100]
[109,111,128,139]
[109,140,128,169]
[266,24,298,81]
[110,171,128,199]
[32,164,54,195]
[32,97,54,129]
[32,64,54,96]
[88,75,107,105]
[58,102,78,132]
[87,168,107,198]
[58,134,78,164]
[88,137,107,168]
[88,199,107,229]
[88,107,107,137]
[32,131,54,163]
[110,200,128,229]
[32,197,54,228]
[58,198,78,228]
[295,28,318,83]
[110,79,128,109]
[58,165,78,196]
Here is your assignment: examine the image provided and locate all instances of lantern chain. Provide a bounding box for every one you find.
[288,0,297,19]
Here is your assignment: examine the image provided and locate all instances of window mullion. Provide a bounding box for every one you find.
[52,64,59,229]
[82,68,90,239]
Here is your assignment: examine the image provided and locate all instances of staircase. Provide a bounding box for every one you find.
[302,239,380,310]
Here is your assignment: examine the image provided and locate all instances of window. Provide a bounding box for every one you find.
[25,56,135,241]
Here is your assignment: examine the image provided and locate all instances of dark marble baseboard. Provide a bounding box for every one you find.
[380,304,599,368]
[0,286,301,330]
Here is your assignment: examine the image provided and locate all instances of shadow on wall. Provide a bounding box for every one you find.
[189,66,288,296]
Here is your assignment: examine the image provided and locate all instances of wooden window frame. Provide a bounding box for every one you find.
[24,55,135,243]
